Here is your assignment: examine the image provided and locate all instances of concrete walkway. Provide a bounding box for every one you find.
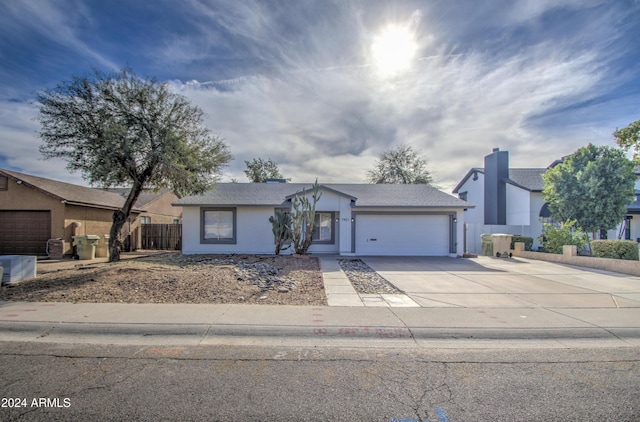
[319,257,419,307]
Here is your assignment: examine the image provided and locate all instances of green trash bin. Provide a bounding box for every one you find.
[72,235,100,260]
[481,234,493,256]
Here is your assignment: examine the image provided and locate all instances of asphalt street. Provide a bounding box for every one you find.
[1,255,639,420]
[0,342,638,421]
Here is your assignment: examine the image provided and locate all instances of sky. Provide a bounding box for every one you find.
[1,0,639,192]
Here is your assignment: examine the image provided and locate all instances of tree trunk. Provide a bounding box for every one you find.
[109,210,127,262]
[108,179,146,262]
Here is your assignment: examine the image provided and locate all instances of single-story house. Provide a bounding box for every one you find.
[0,169,142,256]
[174,182,473,256]
[0,169,181,257]
[453,148,547,254]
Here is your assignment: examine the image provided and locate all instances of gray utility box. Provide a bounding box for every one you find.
[0,255,37,284]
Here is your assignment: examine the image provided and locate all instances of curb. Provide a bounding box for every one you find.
[2,321,638,343]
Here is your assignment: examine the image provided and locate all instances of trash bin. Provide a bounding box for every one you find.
[481,234,493,256]
[491,234,513,257]
[72,235,100,260]
[96,234,110,258]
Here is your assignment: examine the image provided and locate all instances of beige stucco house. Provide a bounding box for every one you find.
[0,169,181,257]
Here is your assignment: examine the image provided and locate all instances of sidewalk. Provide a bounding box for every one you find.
[1,255,639,347]
[1,300,638,347]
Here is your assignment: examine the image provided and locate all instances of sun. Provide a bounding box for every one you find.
[371,24,418,78]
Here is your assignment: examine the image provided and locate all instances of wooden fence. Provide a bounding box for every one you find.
[140,224,182,250]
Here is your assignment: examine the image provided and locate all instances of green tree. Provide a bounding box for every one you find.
[367,144,433,184]
[37,68,231,261]
[244,158,284,182]
[542,143,635,237]
[614,119,640,161]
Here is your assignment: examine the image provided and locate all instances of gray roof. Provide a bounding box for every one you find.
[103,187,175,208]
[175,183,473,209]
[453,168,546,193]
[0,169,143,212]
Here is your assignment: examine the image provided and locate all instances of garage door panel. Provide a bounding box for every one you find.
[0,211,51,255]
[356,214,449,256]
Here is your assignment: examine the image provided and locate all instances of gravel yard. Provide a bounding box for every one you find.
[338,259,402,294]
[0,253,327,306]
[0,254,400,306]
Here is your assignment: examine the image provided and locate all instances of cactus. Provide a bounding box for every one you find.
[290,179,322,255]
[269,209,292,255]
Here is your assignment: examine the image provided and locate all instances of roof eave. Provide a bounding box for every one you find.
[351,204,475,209]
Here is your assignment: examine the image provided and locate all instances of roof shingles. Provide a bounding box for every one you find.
[175,183,473,208]
[0,169,140,211]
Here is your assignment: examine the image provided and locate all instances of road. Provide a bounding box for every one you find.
[1,341,638,421]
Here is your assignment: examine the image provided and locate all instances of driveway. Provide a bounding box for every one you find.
[361,256,640,309]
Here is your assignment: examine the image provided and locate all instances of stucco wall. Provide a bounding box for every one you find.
[0,178,66,239]
[506,184,530,225]
[182,206,280,254]
[141,192,182,223]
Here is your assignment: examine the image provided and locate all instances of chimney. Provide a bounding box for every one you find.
[484,148,508,225]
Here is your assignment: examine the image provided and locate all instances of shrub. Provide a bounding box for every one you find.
[538,220,588,254]
[511,236,533,251]
[591,240,639,261]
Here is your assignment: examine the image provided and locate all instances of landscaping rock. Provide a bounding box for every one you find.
[338,259,402,294]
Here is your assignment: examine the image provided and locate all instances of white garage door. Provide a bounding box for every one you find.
[356,214,450,256]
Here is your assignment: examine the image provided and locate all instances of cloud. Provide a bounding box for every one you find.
[172,28,614,188]
[0,99,86,184]
[0,0,118,72]
[0,0,637,193]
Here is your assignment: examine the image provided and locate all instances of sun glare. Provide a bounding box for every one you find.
[371,24,418,78]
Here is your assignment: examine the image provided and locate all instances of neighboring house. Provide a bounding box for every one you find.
[104,188,182,224]
[619,169,640,242]
[174,182,473,256]
[0,169,143,257]
[453,148,547,254]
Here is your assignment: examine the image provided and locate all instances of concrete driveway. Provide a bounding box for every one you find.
[361,256,640,309]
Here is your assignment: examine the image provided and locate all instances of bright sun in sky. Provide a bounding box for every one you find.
[371,24,418,78]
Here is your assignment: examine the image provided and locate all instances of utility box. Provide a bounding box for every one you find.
[0,255,37,284]
[72,235,100,260]
[47,238,64,259]
[95,234,110,258]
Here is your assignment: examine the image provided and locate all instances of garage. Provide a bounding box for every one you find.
[0,211,51,256]
[355,213,451,256]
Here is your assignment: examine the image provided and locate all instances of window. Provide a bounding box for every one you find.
[539,203,558,227]
[0,176,7,191]
[458,191,468,201]
[140,216,151,224]
[312,212,335,243]
[173,219,180,225]
[201,208,236,243]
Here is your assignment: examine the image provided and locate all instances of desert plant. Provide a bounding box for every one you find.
[539,220,588,254]
[591,240,639,261]
[290,180,322,255]
[511,236,533,251]
[268,209,292,255]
